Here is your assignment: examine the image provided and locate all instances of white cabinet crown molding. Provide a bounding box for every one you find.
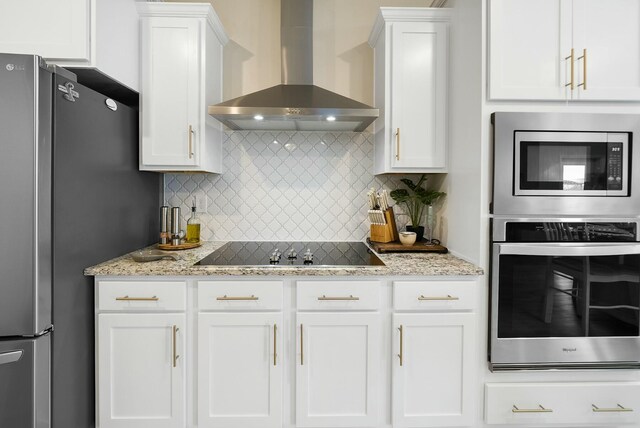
[369,7,452,47]
[136,2,229,46]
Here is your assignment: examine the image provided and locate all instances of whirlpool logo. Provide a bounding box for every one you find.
[562,347,577,353]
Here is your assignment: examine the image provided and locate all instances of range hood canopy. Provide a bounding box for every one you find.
[208,0,379,132]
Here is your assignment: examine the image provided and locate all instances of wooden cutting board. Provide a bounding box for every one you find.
[367,238,448,254]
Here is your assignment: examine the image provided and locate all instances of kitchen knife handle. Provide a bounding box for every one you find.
[172,325,179,368]
[188,125,194,159]
[395,128,400,160]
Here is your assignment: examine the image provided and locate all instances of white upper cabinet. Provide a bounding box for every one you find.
[369,8,450,174]
[138,3,228,173]
[489,0,640,101]
[0,0,141,91]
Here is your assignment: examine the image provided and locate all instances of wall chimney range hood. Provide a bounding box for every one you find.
[208,0,379,132]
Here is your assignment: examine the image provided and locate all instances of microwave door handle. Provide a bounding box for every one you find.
[499,244,640,257]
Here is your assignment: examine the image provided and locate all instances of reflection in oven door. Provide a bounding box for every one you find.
[490,242,640,370]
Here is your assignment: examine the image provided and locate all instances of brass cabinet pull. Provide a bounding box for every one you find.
[395,128,400,160]
[592,404,633,413]
[565,48,575,90]
[172,325,179,368]
[273,324,277,366]
[188,125,194,159]
[577,48,587,90]
[115,295,159,302]
[418,294,459,301]
[216,295,259,301]
[317,295,360,301]
[512,405,553,413]
[300,324,304,365]
[397,325,403,366]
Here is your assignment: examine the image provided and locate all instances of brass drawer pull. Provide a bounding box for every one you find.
[318,295,360,301]
[565,48,575,90]
[188,124,194,158]
[418,294,459,301]
[115,295,159,302]
[216,295,259,301]
[592,404,633,413]
[273,324,277,366]
[577,48,587,90]
[300,324,304,365]
[397,325,403,366]
[172,325,179,368]
[512,405,553,413]
[395,128,400,160]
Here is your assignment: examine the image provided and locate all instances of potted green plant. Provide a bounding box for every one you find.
[390,175,446,242]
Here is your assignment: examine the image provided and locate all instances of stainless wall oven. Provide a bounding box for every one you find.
[492,112,640,216]
[490,218,640,370]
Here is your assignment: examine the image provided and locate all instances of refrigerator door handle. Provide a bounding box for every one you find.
[0,350,23,365]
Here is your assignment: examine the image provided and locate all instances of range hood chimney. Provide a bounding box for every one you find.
[208,0,379,132]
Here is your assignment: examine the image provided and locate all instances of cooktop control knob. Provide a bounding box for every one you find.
[303,248,313,264]
[269,249,281,264]
[287,248,297,260]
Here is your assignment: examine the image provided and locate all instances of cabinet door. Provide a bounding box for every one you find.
[296,312,380,427]
[0,0,90,63]
[390,21,448,171]
[197,312,282,428]
[140,17,200,167]
[392,313,475,427]
[97,313,185,428]
[488,0,573,100]
[572,0,640,101]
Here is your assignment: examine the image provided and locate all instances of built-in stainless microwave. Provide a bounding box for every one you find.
[492,112,640,216]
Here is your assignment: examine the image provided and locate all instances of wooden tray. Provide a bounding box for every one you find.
[367,238,448,254]
[157,242,202,251]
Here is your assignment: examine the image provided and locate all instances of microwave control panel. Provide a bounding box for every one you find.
[607,142,624,190]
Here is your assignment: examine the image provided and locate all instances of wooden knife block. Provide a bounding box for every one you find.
[370,208,399,243]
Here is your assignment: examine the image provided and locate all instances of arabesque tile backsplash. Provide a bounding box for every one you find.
[164,131,426,241]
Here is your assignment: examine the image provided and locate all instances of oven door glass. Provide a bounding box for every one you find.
[514,131,628,196]
[496,245,640,339]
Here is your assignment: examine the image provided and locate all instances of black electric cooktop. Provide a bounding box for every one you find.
[195,241,385,267]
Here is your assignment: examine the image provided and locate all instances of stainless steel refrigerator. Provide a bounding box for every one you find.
[0,53,160,428]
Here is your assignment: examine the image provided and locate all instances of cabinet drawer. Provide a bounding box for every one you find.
[486,382,640,425]
[297,281,380,311]
[198,281,283,311]
[393,281,475,311]
[97,281,186,311]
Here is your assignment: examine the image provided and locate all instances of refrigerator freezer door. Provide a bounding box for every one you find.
[51,74,160,428]
[0,334,51,428]
[0,53,52,337]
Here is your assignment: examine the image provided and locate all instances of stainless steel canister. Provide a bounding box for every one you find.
[170,207,181,246]
[160,206,169,244]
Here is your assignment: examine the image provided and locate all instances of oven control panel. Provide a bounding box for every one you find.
[607,142,624,191]
[504,222,637,242]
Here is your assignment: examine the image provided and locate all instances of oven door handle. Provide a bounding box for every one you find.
[498,243,640,257]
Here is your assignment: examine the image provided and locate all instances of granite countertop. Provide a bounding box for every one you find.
[84,241,484,277]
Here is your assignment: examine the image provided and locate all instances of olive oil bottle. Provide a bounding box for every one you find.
[186,198,201,243]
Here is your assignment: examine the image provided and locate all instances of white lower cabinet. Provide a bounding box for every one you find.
[97,313,185,428]
[392,313,475,427]
[197,312,282,428]
[485,382,640,425]
[296,312,381,427]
